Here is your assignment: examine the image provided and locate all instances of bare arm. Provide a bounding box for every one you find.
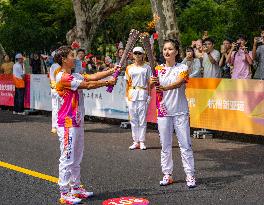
[219,53,226,67]
[150,76,186,93]
[78,78,116,90]
[84,67,117,81]
[226,43,237,65]
[245,52,253,65]
[252,37,258,61]
[159,78,186,92]
[241,46,253,65]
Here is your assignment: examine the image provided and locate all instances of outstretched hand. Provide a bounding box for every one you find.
[107,77,117,86]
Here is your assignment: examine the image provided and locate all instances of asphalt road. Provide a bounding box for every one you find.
[0,110,264,205]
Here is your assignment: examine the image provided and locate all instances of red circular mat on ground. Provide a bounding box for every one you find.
[102,197,149,205]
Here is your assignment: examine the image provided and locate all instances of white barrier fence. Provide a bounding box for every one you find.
[30,75,129,120]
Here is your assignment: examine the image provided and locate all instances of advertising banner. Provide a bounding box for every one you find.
[83,78,129,120]
[3,74,263,136]
[0,74,15,106]
[0,74,30,108]
[187,78,264,135]
[147,78,264,136]
[30,74,52,111]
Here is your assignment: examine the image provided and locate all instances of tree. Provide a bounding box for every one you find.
[150,0,180,51]
[91,0,152,55]
[70,0,133,51]
[177,0,264,48]
[0,0,74,54]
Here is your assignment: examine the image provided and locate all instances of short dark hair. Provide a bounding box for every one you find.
[54,46,72,66]
[237,34,247,41]
[260,25,264,31]
[203,37,215,44]
[223,38,232,44]
[77,48,85,53]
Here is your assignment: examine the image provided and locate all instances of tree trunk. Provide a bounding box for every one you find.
[0,44,5,65]
[150,0,180,52]
[70,0,133,51]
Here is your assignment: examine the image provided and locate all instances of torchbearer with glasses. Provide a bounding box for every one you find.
[125,47,152,150]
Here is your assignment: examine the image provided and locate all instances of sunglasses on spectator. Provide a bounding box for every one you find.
[133,52,143,55]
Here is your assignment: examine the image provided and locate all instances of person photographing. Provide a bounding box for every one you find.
[226,34,253,79]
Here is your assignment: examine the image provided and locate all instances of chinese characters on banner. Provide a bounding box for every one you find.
[0,74,30,108]
[1,75,263,135]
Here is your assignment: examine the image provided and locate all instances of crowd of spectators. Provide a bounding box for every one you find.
[1,26,264,80]
[184,26,264,80]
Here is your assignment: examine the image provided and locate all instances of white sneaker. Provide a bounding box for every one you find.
[59,192,82,204]
[159,175,173,186]
[129,142,139,150]
[13,111,18,114]
[71,187,94,199]
[140,142,147,150]
[186,175,196,188]
[18,112,26,115]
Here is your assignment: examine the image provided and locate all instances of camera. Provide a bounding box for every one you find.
[234,42,241,51]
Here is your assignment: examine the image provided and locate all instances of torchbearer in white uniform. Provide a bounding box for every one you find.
[49,51,60,134]
[125,47,152,150]
[54,46,117,204]
[150,39,196,188]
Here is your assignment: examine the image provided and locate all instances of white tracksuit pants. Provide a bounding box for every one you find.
[127,100,148,143]
[158,114,195,176]
[51,89,59,129]
[57,126,84,193]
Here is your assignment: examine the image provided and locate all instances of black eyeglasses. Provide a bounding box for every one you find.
[133,52,143,55]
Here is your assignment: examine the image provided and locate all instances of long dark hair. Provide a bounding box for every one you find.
[54,46,72,66]
[163,38,181,62]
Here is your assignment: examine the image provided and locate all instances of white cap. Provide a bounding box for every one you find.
[133,47,144,54]
[15,53,23,59]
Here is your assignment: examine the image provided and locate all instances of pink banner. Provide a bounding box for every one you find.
[0,74,30,108]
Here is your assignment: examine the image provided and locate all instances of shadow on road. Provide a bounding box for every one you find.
[196,143,264,189]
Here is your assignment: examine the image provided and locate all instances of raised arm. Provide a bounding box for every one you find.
[78,78,116,90]
[252,37,258,61]
[83,66,118,81]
